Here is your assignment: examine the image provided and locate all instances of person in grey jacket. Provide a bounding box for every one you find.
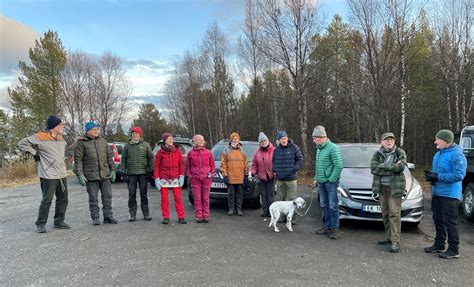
[18,115,70,233]
[121,126,154,222]
[74,121,117,225]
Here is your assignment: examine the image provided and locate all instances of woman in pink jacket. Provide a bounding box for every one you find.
[251,132,275,217]
[186,134,215,223]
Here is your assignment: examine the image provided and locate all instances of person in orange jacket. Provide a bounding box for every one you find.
[220,132,248,216]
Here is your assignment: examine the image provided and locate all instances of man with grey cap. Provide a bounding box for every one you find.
[424,129,466,259]
[312,126,343,239]
[370,132,407,253]
[18,115,70,233]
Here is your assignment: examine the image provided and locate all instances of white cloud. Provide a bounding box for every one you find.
[125,59,174,97]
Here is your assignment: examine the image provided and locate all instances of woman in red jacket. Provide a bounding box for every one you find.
[154,133,186,224]
[186,134,215,223]
[251,132,275,217]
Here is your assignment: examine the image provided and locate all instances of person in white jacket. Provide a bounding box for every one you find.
[18,115,70,233]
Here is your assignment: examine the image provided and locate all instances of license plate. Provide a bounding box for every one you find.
[362,205,382,213]
[211,182,227,188]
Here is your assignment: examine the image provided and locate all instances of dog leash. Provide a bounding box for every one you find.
[295,185,317,217]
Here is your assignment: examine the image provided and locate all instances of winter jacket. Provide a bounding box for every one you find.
[74,135,114,181]
[314,139,343,184]
[272,139,304,181]
[220,143,249,184]
[121,138,154,176]
[251,143,275,181]
[186,147,215,180]
[154,144,184,180]
[18,131,68,179]
[431,144,467,200]
[370,146,407,197]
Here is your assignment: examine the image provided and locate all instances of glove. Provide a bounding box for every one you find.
[244,175,249,187]
[155,178,162,190]
[109,170,116,182]
[77,175,88,186]
[207,172,212,178]
[33,153,40,162]
[223,176,229,185]
[424,171,438,183]
[179,175,184,187]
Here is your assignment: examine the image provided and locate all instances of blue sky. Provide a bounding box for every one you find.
[0,0,348,112]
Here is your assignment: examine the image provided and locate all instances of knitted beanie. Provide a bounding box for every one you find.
[312,126,327,137]
[46,115,62,130]
[276,130,288,140]
[435,129,454,144]
[230,132,240,140]
[258,132,269,142]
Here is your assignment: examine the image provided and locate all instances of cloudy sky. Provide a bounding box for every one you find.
[0,0,348,115]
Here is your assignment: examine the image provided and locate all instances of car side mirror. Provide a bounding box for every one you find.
[406,163,415,170]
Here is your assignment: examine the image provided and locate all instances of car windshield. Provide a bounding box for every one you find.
[212,143,259,163]
[339,145,379,168]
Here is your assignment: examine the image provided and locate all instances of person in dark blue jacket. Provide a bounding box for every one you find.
[424,129,467,259]
[272,131,304,202]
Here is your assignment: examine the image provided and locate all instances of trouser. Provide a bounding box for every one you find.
[191,177,211,219]
[86,180,113,219]
[276,180,297,201]
[432,195,459,252]
[36,178,68,226]
[161,187,185,219]
[259,179,275,214]
[127,174,149,216]
[228,184,243,211]
[379,186,402,243]
[318,181,339,229]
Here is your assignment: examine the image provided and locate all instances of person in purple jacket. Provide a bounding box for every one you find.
[186,134,215,223]
[251,132,275,217]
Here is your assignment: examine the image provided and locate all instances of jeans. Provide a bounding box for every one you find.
[432,195,459,252]
[127,174,149,216]
[36,178,68,225]
[86,180,113,219]
[318,181,339,229]
[228,184,243,211]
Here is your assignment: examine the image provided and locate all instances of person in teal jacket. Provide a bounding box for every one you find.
[312,125,343,239]
[424,129,467,259]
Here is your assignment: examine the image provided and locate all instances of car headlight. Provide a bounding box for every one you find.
[337,186,349,198]
[406,182,423,200]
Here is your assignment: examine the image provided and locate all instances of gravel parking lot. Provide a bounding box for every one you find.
[1,178,473,286]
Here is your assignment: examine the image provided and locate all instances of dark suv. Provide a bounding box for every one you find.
[456,126,474,222]
[150,135,193,187]
[188,140,260,208]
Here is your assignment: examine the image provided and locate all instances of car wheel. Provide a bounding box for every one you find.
[463,183,474,222]
[188,184,194,205]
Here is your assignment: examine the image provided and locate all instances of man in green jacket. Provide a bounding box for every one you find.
[74,122,117,225]
[370,132,407,253]
[121,126,154,222]
[312,126,343,239]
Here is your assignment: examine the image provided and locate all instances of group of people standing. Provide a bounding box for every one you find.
[19,115,467,259]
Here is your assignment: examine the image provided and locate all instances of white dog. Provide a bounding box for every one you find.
[268,197,306,232]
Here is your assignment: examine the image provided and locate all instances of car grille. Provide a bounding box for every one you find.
[348,188,378,203]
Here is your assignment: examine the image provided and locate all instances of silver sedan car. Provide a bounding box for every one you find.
[336,143,424,227]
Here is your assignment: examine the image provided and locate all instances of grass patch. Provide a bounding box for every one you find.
[0,160,39,188]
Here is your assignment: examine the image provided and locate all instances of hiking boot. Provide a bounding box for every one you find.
[103,217,118,224]
[196,219,203,223]
[178,218,187,224]
[439,249,459,259]
[377,239,392,245]
[227,210,234,216]
[330,229,338,239]
[424,244,445,253]
[54,222,71,229]
[202,218,209,223]
[36,224,47,233]
[144,215,152,221]
[129,215,136,222]
[236,209,243,216]
[315,227,330,235]
[162,218,169,225]
[92,218,100,225]
[390,242,400,253]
